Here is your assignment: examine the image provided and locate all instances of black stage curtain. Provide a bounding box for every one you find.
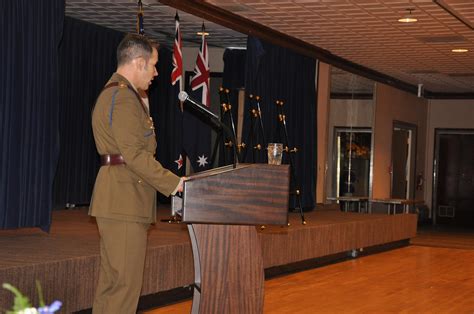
[0,0,64,230]
[54,18,180,207]
[219,48,246,166]
[243,37,317,211]
[149,46,185,202]
[53,17,124,209]
[222,48,246,113]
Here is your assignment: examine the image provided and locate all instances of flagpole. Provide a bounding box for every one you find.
[137,0,144,35]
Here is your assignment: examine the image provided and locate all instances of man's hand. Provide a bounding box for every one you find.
[176,177,187,193]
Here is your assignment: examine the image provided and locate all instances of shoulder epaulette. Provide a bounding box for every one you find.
[118,81,128,89]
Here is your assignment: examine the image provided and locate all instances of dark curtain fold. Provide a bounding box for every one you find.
[0,0,64,230]
[149,46,185,202]
[219,48,246,166]
[53,17,124,209]
[223,48,246,100]
[243,37,317,211]
[54,18,182,207]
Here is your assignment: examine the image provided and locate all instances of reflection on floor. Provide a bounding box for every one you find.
[411,224,474,249]
[144,227,474,314]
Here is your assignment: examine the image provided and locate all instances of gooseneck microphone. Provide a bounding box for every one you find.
[178,91,238,168]
[178,91,219,120]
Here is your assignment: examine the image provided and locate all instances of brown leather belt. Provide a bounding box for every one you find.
[100,154,126,166]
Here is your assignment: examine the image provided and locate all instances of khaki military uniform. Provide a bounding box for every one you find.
[90,73,180,314]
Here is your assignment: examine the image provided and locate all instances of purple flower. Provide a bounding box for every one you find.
[38,301,62,314]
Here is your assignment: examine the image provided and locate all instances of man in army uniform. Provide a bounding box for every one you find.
[89,33,184,314]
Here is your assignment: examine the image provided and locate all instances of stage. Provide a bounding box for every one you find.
[0,207,417,312]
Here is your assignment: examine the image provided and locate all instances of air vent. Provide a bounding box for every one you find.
[416,35,467,43]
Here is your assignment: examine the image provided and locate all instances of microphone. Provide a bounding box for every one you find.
[178,91,219,121]
[178,91,239,168]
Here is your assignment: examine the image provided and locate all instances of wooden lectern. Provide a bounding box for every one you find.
[173,164,289,314]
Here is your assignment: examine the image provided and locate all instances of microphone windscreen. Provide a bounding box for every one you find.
[178,91,188,102]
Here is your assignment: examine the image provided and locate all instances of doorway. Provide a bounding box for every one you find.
[391,121,417,199]
[433,129,474,227]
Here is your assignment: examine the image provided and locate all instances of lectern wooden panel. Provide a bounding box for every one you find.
[182,164,289,225]
[175,164,289,314]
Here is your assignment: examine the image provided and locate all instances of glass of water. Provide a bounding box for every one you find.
[267,143,283,165]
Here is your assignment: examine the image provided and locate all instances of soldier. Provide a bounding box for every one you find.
[89,33,184,314]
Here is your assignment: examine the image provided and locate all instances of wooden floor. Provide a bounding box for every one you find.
[411,225,474,249]
[145,245,474,314]
[0,208,417,312]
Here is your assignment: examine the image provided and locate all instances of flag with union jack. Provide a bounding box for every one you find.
[169,12,185,175]
[190,26,210,106]
[171,12,182,89]
[183,23,212,172]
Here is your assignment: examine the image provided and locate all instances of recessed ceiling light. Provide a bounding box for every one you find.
[398,9,417,23]
[451,48,468,53]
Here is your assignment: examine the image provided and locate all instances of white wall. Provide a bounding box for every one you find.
[372,83,427,200]
[182,47,225,73]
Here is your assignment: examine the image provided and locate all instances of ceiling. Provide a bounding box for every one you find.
[65,0,474,96]
[65,1,247,49]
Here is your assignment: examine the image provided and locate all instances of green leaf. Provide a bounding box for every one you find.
[2,283,32,311]
[36,280,45,307]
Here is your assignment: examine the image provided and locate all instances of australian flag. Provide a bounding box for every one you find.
[183,24,211,172]
[169,12,184,176]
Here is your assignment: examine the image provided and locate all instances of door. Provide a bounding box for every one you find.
[391,122,416,200]
[434,131,474,227]
[391,129,409,198]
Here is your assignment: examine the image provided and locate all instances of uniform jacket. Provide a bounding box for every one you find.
[89,73,180,223]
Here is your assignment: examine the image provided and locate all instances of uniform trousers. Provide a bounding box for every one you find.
[93,217,150,314]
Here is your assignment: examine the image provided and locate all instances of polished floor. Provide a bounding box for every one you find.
[411,224,474,250]
[0,208,416,312]
[145,243,474,314]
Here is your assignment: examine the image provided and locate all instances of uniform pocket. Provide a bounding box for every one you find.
[109,167,154,218]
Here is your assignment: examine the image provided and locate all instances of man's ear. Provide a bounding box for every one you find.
[134,57,146,71]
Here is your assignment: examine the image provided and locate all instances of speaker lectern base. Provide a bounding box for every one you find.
[174,164,289,314]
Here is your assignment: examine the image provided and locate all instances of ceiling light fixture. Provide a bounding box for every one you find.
[398,9,418,23]
[451,48,468,53]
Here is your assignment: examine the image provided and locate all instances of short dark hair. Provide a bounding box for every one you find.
[148,39,160,50]
[117,34,153,66]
